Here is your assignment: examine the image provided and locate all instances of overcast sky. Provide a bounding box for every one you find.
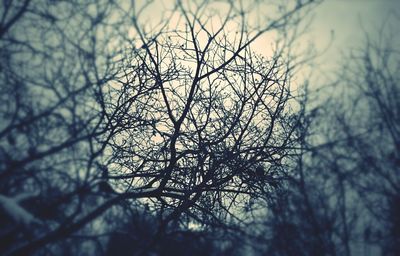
[310,0,400,77]
[139,0,400,86]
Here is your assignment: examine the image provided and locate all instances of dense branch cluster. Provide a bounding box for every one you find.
[0,0,315,254]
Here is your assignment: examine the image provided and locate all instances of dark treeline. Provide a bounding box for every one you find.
[0,1,398,255]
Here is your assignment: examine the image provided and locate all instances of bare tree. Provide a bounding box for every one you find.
[0,0,317,254]
[0,1,141,254]
[335,21,400,254]
[290,15,400,256]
